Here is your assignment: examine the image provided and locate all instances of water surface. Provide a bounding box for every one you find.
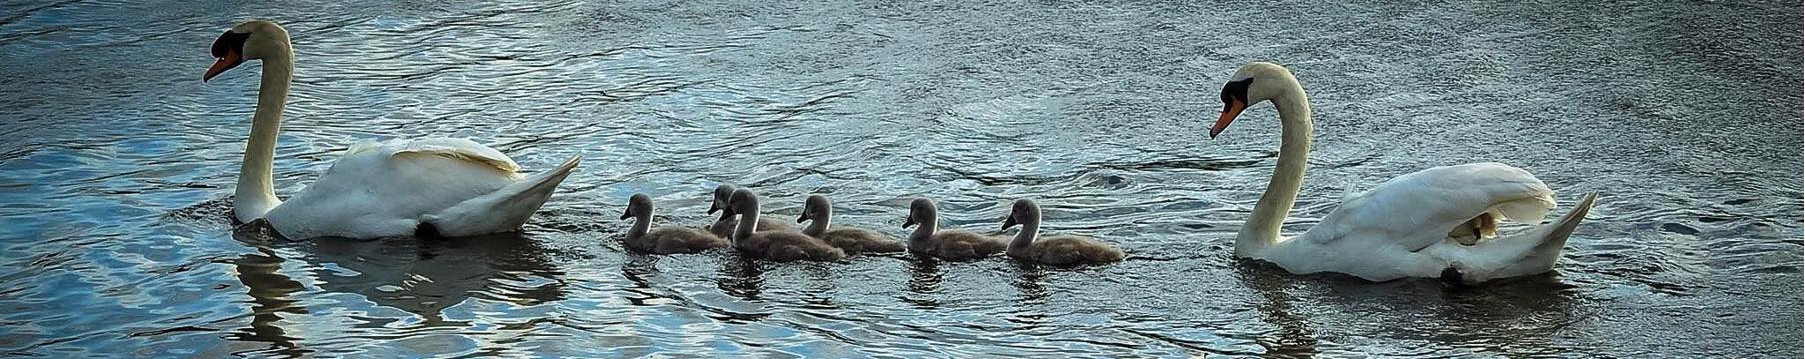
[0,0,1800,357]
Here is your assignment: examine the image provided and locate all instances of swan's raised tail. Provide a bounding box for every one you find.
[421,155,582,237]
[1453,191,1600,283]
[1528,191,1599,260]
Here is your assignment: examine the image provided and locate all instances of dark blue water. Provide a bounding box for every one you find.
[0,0,1800,357]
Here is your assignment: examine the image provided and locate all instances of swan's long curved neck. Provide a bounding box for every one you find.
[234,52,293,223]
[803,208,830,237]
[1009,212,1040,252]
[1237,83,1312,256]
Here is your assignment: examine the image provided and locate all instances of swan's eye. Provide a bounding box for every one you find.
[1220,78,1253,106]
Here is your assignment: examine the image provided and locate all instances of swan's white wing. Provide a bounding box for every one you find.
[1301,163,1555,252]
[389,138,521,174]
[423,155,580,237]
[1428,191,1599,283]
[265,139,524,239]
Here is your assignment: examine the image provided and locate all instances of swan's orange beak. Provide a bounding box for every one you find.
[1211,99,1244,139]
[203,50,243,82]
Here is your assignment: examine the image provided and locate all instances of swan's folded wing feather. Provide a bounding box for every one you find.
[389,138,521,174]
[1305,163,1554,252]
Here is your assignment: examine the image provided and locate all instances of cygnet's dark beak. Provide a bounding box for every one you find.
[903,216,917,229]
[619,211,631,220]
[1002,216,1018,231]
[707,203,720,215]
[797,212,809,223]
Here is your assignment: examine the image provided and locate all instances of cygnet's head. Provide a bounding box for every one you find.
[1002,198,1040,230]
[722,188,761,217]
[902,198,937,229]
[708,184,738,215]
[621,193,654,220]
[798,195,831,223]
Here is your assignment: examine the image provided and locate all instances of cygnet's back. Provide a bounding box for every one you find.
[903,198,1006,261]
[725,189,846,262]
[800,195,905,254]
[1003,198,1124,266]
[622,194,729,254]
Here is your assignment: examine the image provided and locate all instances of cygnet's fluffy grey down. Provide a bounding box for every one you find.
[798,195,905,254]
[1003,198,1124,266]
[708,184,791,238]
[621,194,730,254]
[903,198,1007,261]
[724,188,846,262]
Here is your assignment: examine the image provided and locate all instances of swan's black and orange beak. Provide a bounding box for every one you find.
[619,210,632,220]
[1211,99,1244,139]
[1002,216,1018,231]
[902,216,917,229]
[203,51,243,82]
[204,30,252,82]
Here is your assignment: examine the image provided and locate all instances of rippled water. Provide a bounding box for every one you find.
[1,0,1800,357]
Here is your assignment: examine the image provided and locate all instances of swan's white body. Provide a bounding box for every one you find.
[211,21,578,240]
[1213,62,1598,284]
[1250,163,1596,283]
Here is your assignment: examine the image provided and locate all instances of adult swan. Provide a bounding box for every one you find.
[204,20,580,240]
[1207,62,1599,284]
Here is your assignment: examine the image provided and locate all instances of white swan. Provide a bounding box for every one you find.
[204,20,579,240]
[1208,62,1599,284]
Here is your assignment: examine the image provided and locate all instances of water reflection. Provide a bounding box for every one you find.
[1010,262,1050,305]
[902,258,943,309]
[229,226,567,345]
[1233,259,1582,356]
[225,221,308,357]
[1233,262,1319,358]
[619,253,661,295]
[716,255,765,301]
[302,234,566,325]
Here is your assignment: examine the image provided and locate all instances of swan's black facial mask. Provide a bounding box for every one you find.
[1212,78,1254,138]
[204,30,252,82]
